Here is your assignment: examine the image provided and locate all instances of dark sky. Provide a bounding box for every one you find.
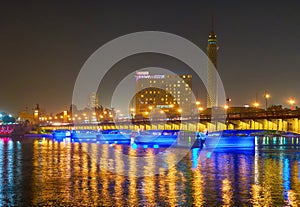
[1,1,300,115]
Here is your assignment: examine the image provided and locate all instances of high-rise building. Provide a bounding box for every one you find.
[207,16,219,108]
[135,71,192,117]
[88,92,99,109]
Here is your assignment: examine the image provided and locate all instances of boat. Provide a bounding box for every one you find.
[52,129,71,139]
[71,129,100,141]
[134,130,180,145]
[96,129,132,142]
[204,130,261,148]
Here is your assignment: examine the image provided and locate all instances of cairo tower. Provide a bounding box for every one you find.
[207,16,219,108]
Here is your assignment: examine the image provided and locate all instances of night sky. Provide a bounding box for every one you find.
[1,1,300,115]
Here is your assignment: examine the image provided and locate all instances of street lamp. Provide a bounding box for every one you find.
[288,98,295,110]
[253,102,259,108]
[264,92,270,111]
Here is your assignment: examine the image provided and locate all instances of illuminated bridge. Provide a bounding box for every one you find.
[41,110,300,134]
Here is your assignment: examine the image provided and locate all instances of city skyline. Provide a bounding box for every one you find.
[1,1,300,115]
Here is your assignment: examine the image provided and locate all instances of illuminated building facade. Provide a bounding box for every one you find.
[207,16,219,108]
[135,71,192,117]
[88,92,99,109]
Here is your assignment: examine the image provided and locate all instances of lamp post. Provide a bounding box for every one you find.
[264,92,270,111]
[253,102,259,108]
[130,108,135,121]
[288,98,295,110]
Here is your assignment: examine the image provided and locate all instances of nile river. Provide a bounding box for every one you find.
[0,137,299,206]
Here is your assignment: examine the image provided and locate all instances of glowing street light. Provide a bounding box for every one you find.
[196,101,200,106]
[253,102,260,108]
[177,108,182,113]
[264,92,270,110]
[224,105,229,110]
[288,98,296,110]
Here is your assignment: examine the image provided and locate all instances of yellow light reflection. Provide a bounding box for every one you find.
[192,165,204,206]
[143,149,156,206]
[222,178,232,207]
[128,147,138,206]
[166,154,177,206]
[114,145,125,207]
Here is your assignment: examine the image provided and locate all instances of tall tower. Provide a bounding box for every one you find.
[207,15,219,108]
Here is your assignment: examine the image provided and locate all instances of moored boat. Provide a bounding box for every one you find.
[52,129,71,139]
[204,130,261,148]
[96,129,132,142]
[71,129,100,140]
[134,130,180,145]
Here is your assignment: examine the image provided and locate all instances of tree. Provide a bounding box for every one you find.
[2,115,16,123]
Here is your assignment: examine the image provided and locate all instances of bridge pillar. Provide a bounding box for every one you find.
[181,123,188,131]
[151,124,158,130]
[165,124,171,130]
[198,123,207,132]
[207,122,216,132]
[186,123,196,131]
[288,118,299,133]
[238,120,250,129]
[227,123,234,130]
[282,120,288,132]
[277,119,283,131]
[295,118,299,133]
[266,119,278,130]
[216,122,226,130]
[250,120,263,130]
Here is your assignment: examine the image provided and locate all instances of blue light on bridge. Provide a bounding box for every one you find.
[143,145,148,149]
[153,145,159,149]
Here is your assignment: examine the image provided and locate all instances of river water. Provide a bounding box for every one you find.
[0,137,299,206]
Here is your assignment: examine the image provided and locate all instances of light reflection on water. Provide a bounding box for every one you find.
[0,138,299,206]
